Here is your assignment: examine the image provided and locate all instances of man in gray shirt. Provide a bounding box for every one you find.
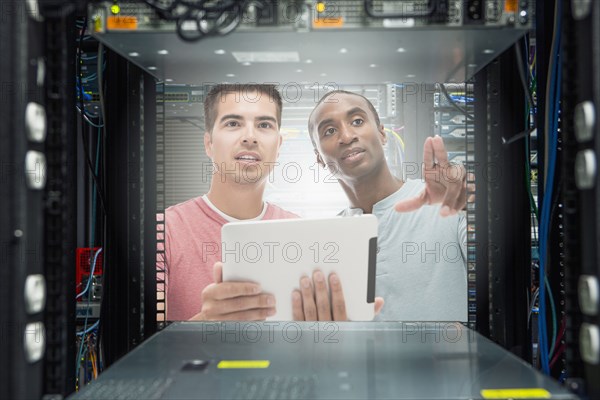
[294,90,469,322]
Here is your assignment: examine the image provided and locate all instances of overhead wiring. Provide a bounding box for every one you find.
[142,0,269,42]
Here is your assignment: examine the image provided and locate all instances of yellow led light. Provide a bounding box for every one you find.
[110,4,121,15]
[481,388,551,399]
[316,2,326,13]
[217,360,270,369]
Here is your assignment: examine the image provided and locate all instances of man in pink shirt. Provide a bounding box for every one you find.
[164,84,298,321]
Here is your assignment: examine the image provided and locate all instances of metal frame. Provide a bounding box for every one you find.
[155,83,167,328]
[101,48,158,367]
[143,74,159,337]
[0,4,44,399]
[472,69,490,338]
[463,82,477,330]
[473,49,531,359]
[0,1,78,398]
[42,5,78,397]
[561,0,600,396]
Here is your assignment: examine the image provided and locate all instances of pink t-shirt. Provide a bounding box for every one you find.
[163,196,298,320]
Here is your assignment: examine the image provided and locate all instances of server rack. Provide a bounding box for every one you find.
[0,3,45,399]
[561,0,600,397]
[0,1,78,398]
[1,1,598,399]
[472,50,531,358]
[42,3,79,396]
[101,50,159,367]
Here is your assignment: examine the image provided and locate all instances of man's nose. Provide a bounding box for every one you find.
[241,126,258,144]
[338,126,357,144]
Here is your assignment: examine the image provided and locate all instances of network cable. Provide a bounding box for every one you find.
[538,0,562,375]
[438,84,475,120]
[77,18,108,217]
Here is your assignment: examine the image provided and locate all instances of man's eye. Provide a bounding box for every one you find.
[352,118,364,126]
[258,122,272,129]
[323,127,336,136]
[225,121,240,127]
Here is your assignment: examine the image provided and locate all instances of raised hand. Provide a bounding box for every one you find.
[394,135,472,217]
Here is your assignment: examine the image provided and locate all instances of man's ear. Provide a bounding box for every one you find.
[315,149,326,168]
[379,124,387,145]
[204,132,213,159]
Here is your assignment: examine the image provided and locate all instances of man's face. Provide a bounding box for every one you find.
[310,94,387,182]
[205,91,282,185]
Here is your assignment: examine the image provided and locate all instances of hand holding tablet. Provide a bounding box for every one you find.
[221,215,378,321]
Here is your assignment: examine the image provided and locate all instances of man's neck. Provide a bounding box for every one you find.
[206,178,266,220]
[339,166,403,214]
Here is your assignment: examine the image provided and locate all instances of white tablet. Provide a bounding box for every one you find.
[221,215,378,321]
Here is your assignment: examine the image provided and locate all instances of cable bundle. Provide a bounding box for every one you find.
[143,0,271,41]
[538,0,562,376]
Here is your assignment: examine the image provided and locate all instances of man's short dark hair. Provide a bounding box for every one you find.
[308,90,381,147]
[204,83,283,134]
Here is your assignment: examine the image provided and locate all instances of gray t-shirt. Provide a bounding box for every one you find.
[340,179,468,322]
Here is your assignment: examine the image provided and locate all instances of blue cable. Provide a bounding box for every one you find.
[538,68,552,374]
[546,276,558,358]
[538,39,554,377]
[547,3,562,366]
[75,83,92,101]
[538,2,561,374]
[77,320,100,336]
[540,82,559,373]
[548,55,562,362]
[449,95,474,103]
